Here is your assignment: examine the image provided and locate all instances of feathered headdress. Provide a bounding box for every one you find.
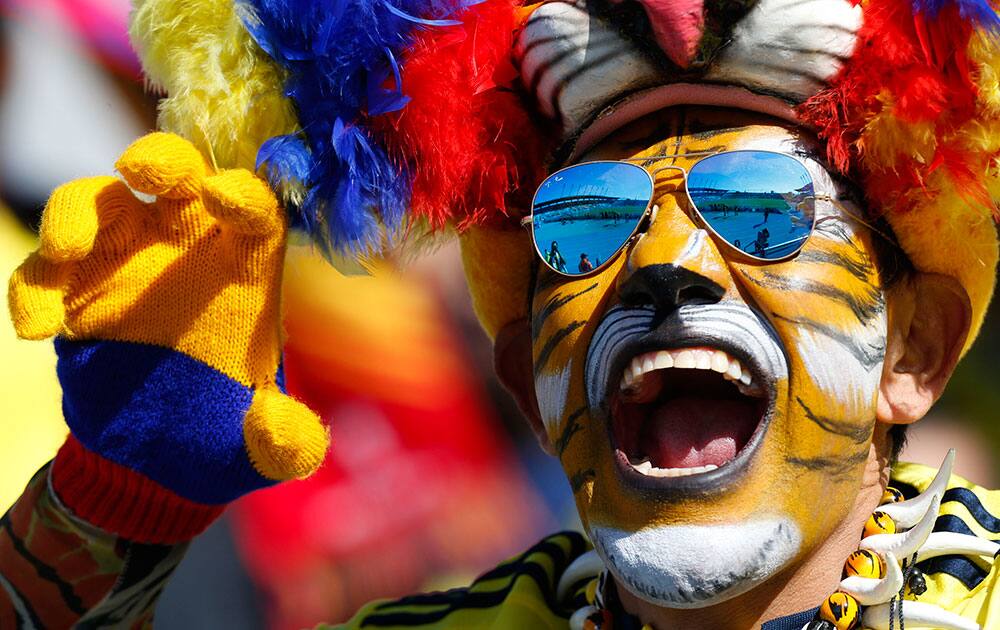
[129,0,999,341]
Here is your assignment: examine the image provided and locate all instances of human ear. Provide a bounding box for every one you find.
[494,318,556,455]
[877,273,972,424]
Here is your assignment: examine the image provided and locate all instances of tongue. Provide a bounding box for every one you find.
[641,397,759,469]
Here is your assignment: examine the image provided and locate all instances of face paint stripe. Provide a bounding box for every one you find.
[588,322,656,402]
[740,270,884,324]
[676,230,708,264]
[532,282,600,340]
[772,314,885,371]
[570,469,596,494]
[786,449,869,478]
[796,249,873,282]
[536,361,574,434]
[590,320,656,358]
[585,308,658,407]
[796,396,873,443]
[555,405,588,457]
[535,320,588,377]
[549,48,626,127]
[587,307,656,357]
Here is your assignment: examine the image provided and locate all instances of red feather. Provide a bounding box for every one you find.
[372,0,556,231]
[799,0,988,217]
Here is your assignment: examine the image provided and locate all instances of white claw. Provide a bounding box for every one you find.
[916,532,1000,563]
[839,552,903,606]
[557,550,604,602]
[862,600,980,630]
[861,494,941,560]
[569,605,599,630]
[881,449,955,528]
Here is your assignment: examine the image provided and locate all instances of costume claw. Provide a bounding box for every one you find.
[880,450,954,528]
[916,532,1000,563]
[839,552,902,606]
[569,605,599,630]
[557,551,604,602]
[861,494,940,560]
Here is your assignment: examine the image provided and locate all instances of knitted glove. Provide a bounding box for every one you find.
[7,133,329,544]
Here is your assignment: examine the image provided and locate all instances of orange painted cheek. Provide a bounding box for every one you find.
[531,259,624,449]
[726,234,887,535]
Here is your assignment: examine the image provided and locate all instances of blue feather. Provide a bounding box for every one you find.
[239,0,460,254]
[911,0,1000,30]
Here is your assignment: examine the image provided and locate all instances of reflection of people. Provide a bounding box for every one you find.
[545,240,567,273]
[754,228,770,256]
[578,253,594,273]
[754,205,780,228]
[4,2,1000,630]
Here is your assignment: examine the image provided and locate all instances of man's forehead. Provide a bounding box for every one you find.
[580,107,809,158]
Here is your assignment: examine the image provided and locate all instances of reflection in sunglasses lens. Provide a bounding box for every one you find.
[532,162,652,275]
[687,152,815,261]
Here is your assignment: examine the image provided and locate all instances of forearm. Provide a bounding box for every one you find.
[0,462,189,628]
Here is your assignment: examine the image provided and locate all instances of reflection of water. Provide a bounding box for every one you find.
[535,213,643,271]
[700,202,809,259]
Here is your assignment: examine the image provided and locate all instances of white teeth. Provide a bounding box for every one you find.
[653,352,674,370]
[674,350,696,369]
[711,351,729,373]
[619,347,755,393]
[642,356,655,374]
[725,361,743,381]
[629,461,720,477]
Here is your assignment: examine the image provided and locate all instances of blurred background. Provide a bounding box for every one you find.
[0,1,996,628]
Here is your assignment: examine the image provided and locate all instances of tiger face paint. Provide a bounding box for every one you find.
[530,108,889,608]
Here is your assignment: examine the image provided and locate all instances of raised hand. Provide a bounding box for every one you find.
[8,133,328,543]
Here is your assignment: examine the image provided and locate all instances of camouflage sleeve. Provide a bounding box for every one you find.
[0,464,188,629]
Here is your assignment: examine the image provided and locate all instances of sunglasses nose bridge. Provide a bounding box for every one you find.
[617,194,737,304]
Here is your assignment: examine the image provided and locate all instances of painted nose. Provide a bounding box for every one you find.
[617,195,731,312]
[619,264,724,311]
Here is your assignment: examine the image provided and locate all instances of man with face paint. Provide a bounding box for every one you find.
[2,0,1000,629]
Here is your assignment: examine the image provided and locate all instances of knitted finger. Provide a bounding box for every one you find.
[116,132,210,199]
[202,170,284,237]
[39,177,141,262]
[8,252,72,340]
[243,388,329,481]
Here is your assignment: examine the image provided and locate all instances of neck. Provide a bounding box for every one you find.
[616,426,894,630]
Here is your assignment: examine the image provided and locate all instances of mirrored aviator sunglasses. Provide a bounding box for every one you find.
[523,151,825,277]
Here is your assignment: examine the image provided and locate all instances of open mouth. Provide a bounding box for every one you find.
[610,346,769,482]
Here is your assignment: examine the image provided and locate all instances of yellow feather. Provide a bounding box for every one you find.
[970,31,1000,115]
[858,91,936,169]
[886,171,998,353]
[129,0,300,176]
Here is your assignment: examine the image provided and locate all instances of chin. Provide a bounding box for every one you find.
[590,518,801,607]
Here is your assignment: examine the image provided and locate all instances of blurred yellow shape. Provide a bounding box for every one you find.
[0,207,67,513]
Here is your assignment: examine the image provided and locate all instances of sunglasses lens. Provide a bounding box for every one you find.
[532,162,652,275]
[687,152,815,261]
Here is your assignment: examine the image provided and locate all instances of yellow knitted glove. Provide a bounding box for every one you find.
[8,133,328,541]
